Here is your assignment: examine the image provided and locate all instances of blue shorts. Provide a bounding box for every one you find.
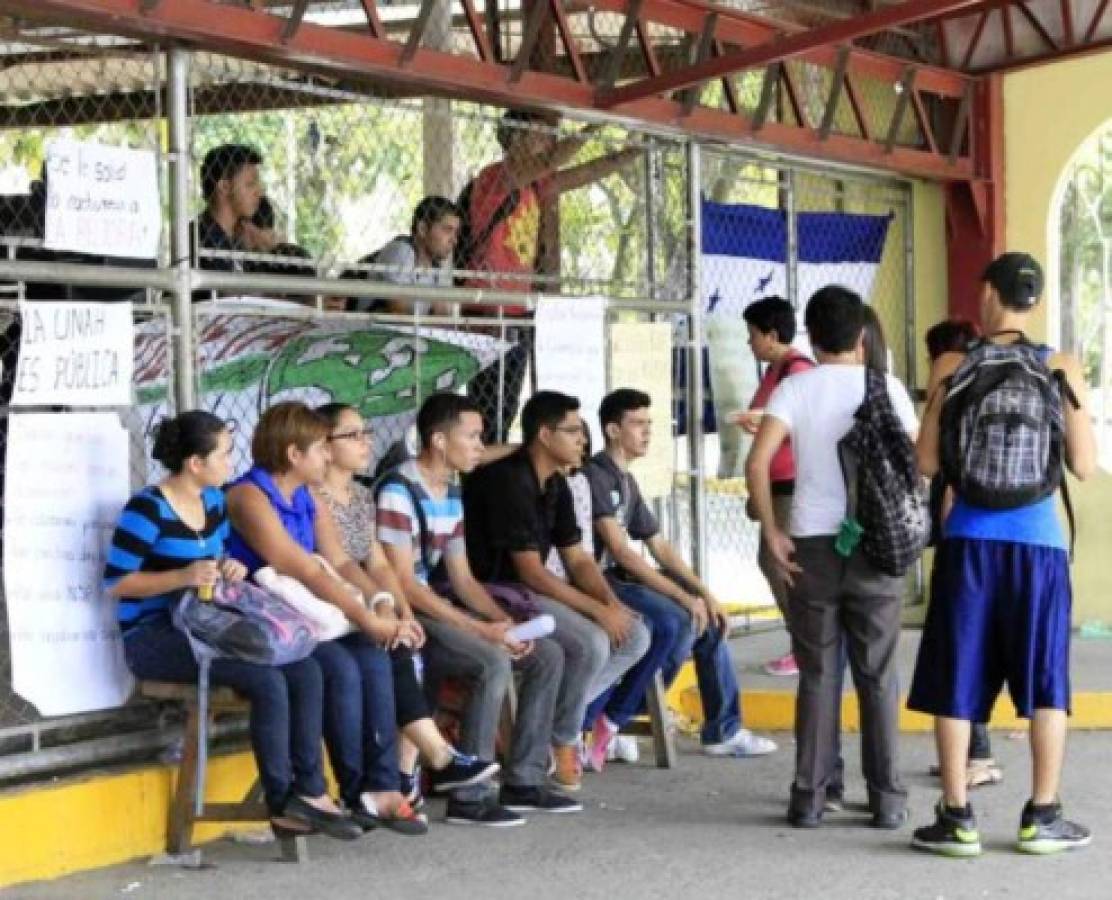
[907,538,1072,721]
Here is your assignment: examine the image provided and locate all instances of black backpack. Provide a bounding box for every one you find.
[938,332,1079,550]
[364,442,440,582]
[452,178,521,283]
[838,366,929,576]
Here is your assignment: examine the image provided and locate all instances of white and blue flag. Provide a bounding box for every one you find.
[701,200,892,318]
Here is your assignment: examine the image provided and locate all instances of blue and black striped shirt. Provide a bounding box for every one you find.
[104,485,229,630]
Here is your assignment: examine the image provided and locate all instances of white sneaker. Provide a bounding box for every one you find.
[703,728,778,758]
[606,734,640,764]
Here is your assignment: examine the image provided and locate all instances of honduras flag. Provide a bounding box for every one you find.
[701,200,892,318]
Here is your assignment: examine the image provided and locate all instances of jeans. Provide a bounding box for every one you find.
[418,612,562,796]
[587,576,742,745]
[533,596,650,746]
[123,617,326,815]
[313,633,400,803]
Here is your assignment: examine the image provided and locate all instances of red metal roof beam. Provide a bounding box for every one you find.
[597,0,984,108]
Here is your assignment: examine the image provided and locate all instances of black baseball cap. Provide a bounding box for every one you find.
[982,252,1044,309]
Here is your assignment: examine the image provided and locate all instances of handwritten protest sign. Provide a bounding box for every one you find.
[44,139,160,259]
[535,296,606,449]
[609,322,674,498]
[12,301,134,407]
[3,413,134,716]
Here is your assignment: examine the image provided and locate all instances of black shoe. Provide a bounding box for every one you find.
[282,795,363,841]
[911,800,981,857]
[430,752,500,793]
[499,784,583,814]
[787,807,822,828]
[1016,800,1092,855]
[445,797,525,828]
[872,808,908,830]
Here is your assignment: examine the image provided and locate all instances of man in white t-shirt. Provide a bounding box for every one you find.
[745,286,916,831]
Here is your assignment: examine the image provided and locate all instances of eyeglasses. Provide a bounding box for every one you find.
[328,428,373,443]
[550,425,585,436]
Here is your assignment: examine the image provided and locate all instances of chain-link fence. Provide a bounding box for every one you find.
[698,147,914,610]
[0,24,923,785]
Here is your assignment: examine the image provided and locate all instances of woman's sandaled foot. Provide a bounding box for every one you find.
[352,792,429,836]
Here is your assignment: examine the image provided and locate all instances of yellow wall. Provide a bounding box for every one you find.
[1004,52,1112,625]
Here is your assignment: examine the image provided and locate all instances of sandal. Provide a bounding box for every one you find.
[966,760,1003,788]
[352,793,429,836]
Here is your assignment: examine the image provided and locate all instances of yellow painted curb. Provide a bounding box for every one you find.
[0,751,260,890]
[672,685,1112,733]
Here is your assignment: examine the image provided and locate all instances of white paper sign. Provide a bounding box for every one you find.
[609,322,674,498]
[44,139,160,259]
[12,301,134,407]
[3,413,134,716]
[534,296,607,450]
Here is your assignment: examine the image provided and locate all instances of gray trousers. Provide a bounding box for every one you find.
[786,537,907,818]
[418,613,563,796]
[534,596,651,745]
[757,493,793,620]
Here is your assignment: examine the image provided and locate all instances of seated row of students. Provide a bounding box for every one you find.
[106,386,775,837]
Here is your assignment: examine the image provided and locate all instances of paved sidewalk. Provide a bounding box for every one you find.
[10,729,1111,900]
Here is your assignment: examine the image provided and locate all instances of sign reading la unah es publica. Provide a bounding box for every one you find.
[12,301,134,407]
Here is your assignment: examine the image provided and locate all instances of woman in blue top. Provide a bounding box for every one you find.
[909,253,1097,858]
[105,411,359,841]
[226,402,428,835]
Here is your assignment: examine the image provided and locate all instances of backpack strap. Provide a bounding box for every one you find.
[459,182,521,270]
[375,471,434,578]
[1049,367,1081,559]
[775,353,815,385]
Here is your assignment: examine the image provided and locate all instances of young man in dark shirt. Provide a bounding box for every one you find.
[463,391,646,789]
[584,388,777,771]
[192,143,263,280]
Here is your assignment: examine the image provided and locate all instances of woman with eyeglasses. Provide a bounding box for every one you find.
[105,411,361,842]
[315,402,500,811]
[225,401,428,835]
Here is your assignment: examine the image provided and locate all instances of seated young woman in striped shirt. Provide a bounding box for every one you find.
[104,411,360,841]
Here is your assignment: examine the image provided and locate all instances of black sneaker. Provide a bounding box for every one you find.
[823,785,845,813]
[1016,800,1092,855]
[911,800,982,858]
[499,784,583,814]
[430,751,500,793]
[444,797,525,828]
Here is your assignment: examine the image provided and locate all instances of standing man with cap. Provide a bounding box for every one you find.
[908,252,1096,857]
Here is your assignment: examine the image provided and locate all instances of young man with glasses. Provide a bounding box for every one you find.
[462,391,648,792]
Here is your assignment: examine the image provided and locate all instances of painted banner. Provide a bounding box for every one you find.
[535,296,606,450]
[44,139,161,259]
[12,302,134,407]
[3,413,134,716]
[134,313,509,473]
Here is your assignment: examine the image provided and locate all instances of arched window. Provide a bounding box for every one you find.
[1057,123,1112,469]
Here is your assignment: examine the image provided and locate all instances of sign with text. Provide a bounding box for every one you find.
[609,322,674,498]
[13,302,134,406]
[44,139,161,259]
[3,413,134,716]
[535,296,606,450]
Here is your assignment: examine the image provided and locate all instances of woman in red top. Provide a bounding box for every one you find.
[733,297,814,676]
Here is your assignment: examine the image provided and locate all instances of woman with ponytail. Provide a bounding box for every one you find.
[105,411,360,842]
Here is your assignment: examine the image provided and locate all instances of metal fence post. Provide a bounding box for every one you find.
[784,168,798,307]
[686,141,707,579]
[167,45,196,410]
